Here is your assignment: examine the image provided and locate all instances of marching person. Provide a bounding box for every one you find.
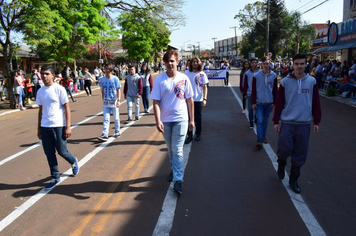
[273,54,322,194]
[184,56,209,144]
[36,64,79,189]
[139,62,153,113]
[97,64,122,142]
[151,50,194,194]
[124,65,142,123]
[251,57,278,148]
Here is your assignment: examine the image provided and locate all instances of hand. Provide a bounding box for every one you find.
[156,122,164,133]
[270,104,274,112]
[202,100,207,107]
[37,131,41,140]
[116,101,121,108]
[274,124,280,133]
[65,126,72,139]
[188,121,195,132]
[252,104,257,110]
[313,125,319,133]
[137,94,141,98]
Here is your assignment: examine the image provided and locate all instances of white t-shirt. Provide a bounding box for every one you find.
[36,83,69,127]
[94,68,101,77]
[349,64,356,76]
[151,72,193,122]
[100,75,121,107]
[185,71,209,102]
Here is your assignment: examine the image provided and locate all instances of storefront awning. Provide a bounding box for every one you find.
[314,42,356,54]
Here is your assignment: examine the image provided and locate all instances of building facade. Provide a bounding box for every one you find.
[214,36,242,59]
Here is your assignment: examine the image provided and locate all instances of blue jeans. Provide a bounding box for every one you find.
[256,103,272,142]
[142,86,150,110]
[40,127,76,179]
[247,96,254,125]
[162,121,188,182]
[127,96,140,119]
[65,87,75,101]
[79,79,84,90]
[102,106,120,136]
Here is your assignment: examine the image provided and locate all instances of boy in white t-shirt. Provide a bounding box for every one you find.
[98,64,122,142]
[151,50,195,194]
[36,64,79,189]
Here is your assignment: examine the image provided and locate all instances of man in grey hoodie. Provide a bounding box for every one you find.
[273,54,322,194]
[124,65,143,123]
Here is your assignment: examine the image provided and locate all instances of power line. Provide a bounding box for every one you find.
[302,0,329,14]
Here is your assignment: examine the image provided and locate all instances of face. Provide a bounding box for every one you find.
[262,60,270,70]
[129,67,135,75]
[192,59,199,69]
[104,67,112,76]
[165,55,178,73]
[251,60,258,69]
[41,69,54,86]
[293,59,307,74]
[142,65,147,71]
[244,62,249,69]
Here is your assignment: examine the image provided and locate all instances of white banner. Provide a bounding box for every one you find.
[203,69,226,80]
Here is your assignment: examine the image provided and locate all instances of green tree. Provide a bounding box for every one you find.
[31,0,109,75]
[117,7,170,63]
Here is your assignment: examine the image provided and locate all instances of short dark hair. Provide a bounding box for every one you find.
[249,58,258,62]
[104,64,113,72]
[163,50,178,63]
[261,57,270,63]
[128,65,135,69]
[41,64,55,75]
[292,54,307,63]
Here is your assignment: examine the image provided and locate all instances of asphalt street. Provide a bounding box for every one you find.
[0,68,355,236]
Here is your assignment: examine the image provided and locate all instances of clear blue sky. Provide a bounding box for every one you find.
[169,0,343,51]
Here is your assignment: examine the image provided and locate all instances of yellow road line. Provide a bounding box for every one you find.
[91,131,161,234]
[71,130,161,236]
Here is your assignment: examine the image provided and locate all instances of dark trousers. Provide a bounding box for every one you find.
[188,101,203,137]
[41,127,76,179]
[225,71,229,86]
[277,123,310,167]
[84,80,92,95]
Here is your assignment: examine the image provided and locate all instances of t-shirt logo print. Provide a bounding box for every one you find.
[174,80,187,100]
[194,74,204,87]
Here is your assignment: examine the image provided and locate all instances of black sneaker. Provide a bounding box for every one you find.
[262,136,268,144]
[173,181,182,194]
[195,134,201,141]
[249,124,254,129]
[124,119,133,124]
[98,134,108,142]
[167,171,173,182]
[185,136,193,144]
[256,142,263,149]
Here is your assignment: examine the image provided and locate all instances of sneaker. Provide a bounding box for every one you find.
[45,178,60,189]
[144,110,149,113]
[114,131,121,138]
[173,181,182,194]
[262,137,268,144]
[249,124,254,129]
[167,171,173,182]
[72,158,79,175]
[242,109,245,114]
[98,134,108,142]
[124,119,133,124]
[256,142,263,149]
[135,116,139,121]
[195,134,201,141]
[185,136,193,144]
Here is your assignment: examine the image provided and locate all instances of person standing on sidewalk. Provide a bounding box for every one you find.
[151,50,195,194]
[97,64,122,142]
[184,56,209,144]
[124,65,142,123]
[251,57,278,149]
[36,64,79,189]
[273,54,322,194]
[243,58,260,128]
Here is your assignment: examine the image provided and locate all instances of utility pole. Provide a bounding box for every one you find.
[196,42,200,57]
[230,26,238,60]
[266,0,270,56]
[212,37,217,57]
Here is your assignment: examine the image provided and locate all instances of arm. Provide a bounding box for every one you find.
[239,73,244,93]
[123,79,127,99]
[243,74,248,97]
[312,83,322,133]
[116,88,121,107]
[273,85,286,133]
[149,74,153,93]
[153,100,164,132]
[272,77,278,109]
[63,102,72,139]
[202,84,208,107]
[137,77,143,97]
[186,97,195,131]
[37,105,42,140]
[251,77,257,110]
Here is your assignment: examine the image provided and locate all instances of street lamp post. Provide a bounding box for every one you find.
[212,37,217,58]
[230,26,238,60]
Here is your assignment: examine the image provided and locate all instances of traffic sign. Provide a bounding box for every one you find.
[268,52,273,57]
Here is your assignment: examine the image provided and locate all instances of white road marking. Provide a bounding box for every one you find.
[229,86,326,236]
[0,101,145,232]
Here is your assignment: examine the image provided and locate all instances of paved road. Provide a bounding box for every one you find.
[0,69,355,236]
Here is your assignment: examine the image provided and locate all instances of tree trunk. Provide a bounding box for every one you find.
[3,43,17,109]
